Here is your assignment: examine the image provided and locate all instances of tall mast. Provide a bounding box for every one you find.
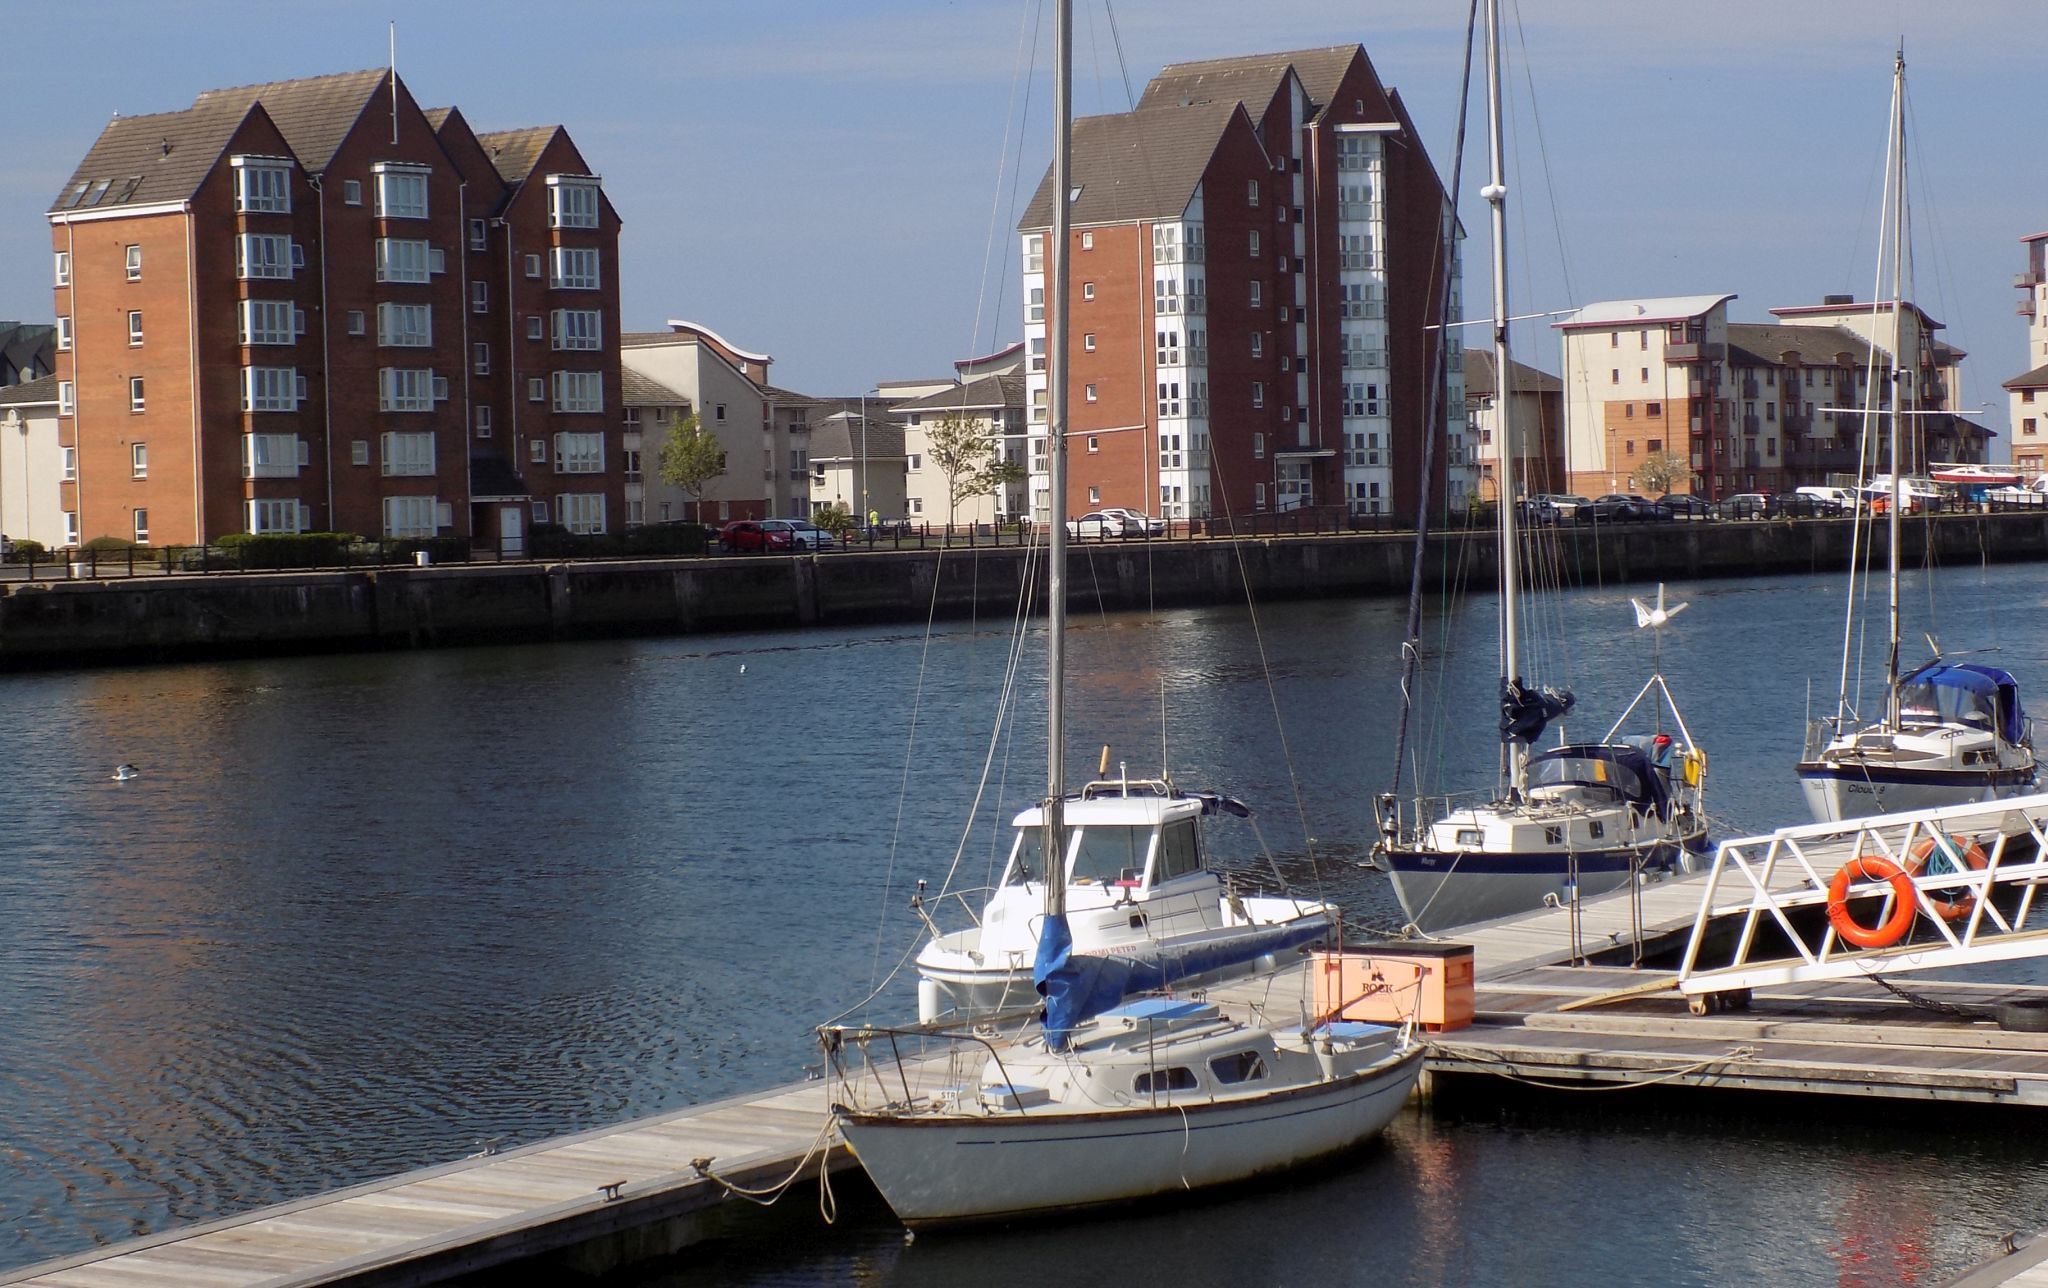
[1884,48,1905,731]
[1482,0,1525,794]
[1043,0,1072,920]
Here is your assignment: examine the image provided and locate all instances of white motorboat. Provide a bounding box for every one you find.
[913,782,1333,1023]
[831,999,1420,1228]
[1796,52,2037,823]
[1374,1,1708,932]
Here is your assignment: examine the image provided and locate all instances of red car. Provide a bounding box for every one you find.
[718,520,791,552]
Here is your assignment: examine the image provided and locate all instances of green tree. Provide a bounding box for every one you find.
[657,411,726,520]
[811,502,856,538]
[926,410,1026,526]
[1632,448,1688,496]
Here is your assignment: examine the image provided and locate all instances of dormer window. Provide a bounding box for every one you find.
[372,163,430,219]
[546,175,601,229]
[231,155,292,213]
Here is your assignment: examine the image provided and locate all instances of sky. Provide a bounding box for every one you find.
[5,1,2044,440]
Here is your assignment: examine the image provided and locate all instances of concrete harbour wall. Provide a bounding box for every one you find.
[4,512,2047,670]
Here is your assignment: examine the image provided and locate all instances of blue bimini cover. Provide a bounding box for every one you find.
[1898,661,2027,744]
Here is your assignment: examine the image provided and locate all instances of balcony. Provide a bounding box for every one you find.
[1741,414,1761,434]
[1665,341,1707,364]
[2017,271,2044,289]
[1741,378,1761,397]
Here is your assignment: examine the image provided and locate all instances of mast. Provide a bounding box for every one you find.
[1481,0,1525,795]
[1043,0,1072,920]
[1884,48,1905,732]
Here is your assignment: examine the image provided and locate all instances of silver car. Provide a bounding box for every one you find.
[1066,508,1164,537]
[768,519,836,550]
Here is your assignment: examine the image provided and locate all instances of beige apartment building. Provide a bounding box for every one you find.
[1465,350,1563,502]
[2006,231,2048,475]
[895,367,1026,527]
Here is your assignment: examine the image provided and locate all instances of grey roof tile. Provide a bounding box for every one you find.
[0,373,58,407]
[194,68,388,173]
[475,126,558,184]
[892,372,1024,412]
[621,368,690,407]
[1019,96,1242,230]
[1463,349,1560,397]
[49,98,253,213]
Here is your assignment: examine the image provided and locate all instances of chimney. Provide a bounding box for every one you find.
[1822,293,1854,307]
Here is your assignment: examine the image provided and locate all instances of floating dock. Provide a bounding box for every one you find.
[17,801,2048,1284]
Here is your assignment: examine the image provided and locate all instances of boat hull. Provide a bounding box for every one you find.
[1383,842,1696,933]
[837,1046,1422,1226]
[1795,762,2038,823]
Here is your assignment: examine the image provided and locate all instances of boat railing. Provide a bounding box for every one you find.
[820,1015,1041,1115]
[910,881,990,940]
[1675,792,2048,1005]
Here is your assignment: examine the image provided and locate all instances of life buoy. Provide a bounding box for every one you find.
[1907,834,1988,921]
[1825,854,1917,949]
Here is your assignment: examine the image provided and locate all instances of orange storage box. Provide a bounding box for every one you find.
[1312,941,1474,1032]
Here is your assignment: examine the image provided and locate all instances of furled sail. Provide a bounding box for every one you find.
[1500,676,1575,745]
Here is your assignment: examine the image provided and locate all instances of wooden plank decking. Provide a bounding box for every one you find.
[15,840,2048,1287]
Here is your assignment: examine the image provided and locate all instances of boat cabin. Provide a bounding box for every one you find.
[1897,662,2027,743]
[1523,744,1674,818]
[1000,783,1248,895]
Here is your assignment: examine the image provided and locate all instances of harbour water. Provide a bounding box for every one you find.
[6,563,2048,1283]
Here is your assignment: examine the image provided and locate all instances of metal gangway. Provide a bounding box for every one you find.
[1676,794,2048,1014]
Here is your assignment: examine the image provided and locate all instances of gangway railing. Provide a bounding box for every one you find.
[1676,793,2048,1013]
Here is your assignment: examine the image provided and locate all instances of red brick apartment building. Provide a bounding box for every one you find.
[1017,46,1463,524]
[47,69,622,550]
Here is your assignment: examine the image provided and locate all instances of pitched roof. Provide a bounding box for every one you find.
[422,107,454,130]
[1138,46,1361,120]
[2004,362,2048,391]
[193,68,388,173]
[760,384,827,408]
[49,98,253,214]
[808,413,905,460]
[1555,294,1736,330]
[892,372,1024,413]
[1725,323,1872,368]
[1019,95,1243,230]
[1463,350,1560,397]
[475,126,557,184]
[621,368,690,408]
[0,373,58,407]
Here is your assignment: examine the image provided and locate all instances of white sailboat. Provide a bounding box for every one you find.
[827,0,1419,1226]
[1373,4,1709,933]
[1795,51,2037,823]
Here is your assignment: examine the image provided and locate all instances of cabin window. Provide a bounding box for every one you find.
[1455,828,1483,847]
[1003,831,1046,885]
[1133,1066,1198,1094]
[1588,820,1606,839]
[1070,826,1148,886]
[1157,820,1200,880]
[1544,826,1563,845]
[1210,1051,1268,1085]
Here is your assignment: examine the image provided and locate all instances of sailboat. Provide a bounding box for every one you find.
[1372,6,1710,934]
[1794,51,2036,823]
[826,0,1420,1227]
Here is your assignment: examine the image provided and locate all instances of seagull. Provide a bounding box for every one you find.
[112,763,139,781]
[1630,584,1689,630]
[738,664,747,675]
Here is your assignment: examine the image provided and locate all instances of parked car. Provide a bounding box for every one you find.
[1577,493,1665,523]
[1067,508,1165,537]
[770,518,837,549]
[1712,493,1771,520]
[1545,494,1591,521]
[718,519,792,552]
[1657,494,1713,520]
[1769,492,1841,519]
[1795,485,1857,513]
[1514,497,1561,525]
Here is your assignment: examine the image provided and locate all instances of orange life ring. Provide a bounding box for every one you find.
[1825,855,1917,949]
[1907,834,1988,921]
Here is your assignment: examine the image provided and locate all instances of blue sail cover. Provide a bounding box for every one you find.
[1033,911,1334,1051]
[1898,661,2027,744]
[1501,676,1575,744]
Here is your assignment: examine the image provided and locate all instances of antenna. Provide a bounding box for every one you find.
[388,21,399,146]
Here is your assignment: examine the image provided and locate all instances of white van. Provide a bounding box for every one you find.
[1795,486,1856,513]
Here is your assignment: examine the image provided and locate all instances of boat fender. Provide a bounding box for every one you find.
[1680,749,1707,789]
[1825,855,1917,949]
[1906,834,1988,921]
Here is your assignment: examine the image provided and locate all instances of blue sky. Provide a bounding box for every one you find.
[5,1,2043,438]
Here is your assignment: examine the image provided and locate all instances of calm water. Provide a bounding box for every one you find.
[5,562,2048,1282]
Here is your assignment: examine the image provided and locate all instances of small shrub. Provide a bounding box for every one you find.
[83,535,137,553]
[216,531,362,569]
[9,538,46,562]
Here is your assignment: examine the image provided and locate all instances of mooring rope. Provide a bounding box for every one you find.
[689,1111,844,1225]
[1424,1041,1758,1092]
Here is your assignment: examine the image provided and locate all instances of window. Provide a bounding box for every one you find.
[524,253,543,279]
[471,281,488,314]
[381,431,435,476]
[1029,285,1045,322]
[132,509,149,545]
[377,302,432,348]
[375,238,430,283]
[1249,229,1261,258]
[532,500,550,523]
[1080,231,1094,250]
[530,440,547,464]
[378,368,434,413]
[342,179,362,205]
[552,371,603,413]
[1082,282,1095,301]
[242,366,302,412]
[1251,333,1263,359]
[528,377,546,402]
[373,164,429,219]
[1253,432,1265,459]
[54,251,70,287]
[523,315,543,341]
[1640,367,1649,382]
[464,342,486,375]
[127,310,144,346]
[346,310,366,336]
[244,433,302,478]
[246,498,306,534]
[1085,383,1097,402]
[906,452,923,471]
[1023,234,1044,273]
[1252,382,1264,409]
[1254,483,1267,509]
[1249,280,1262,308]
[1134,1066,1198,1095]
[236,234,292,279]
[1247,179,1260,207]
[232,158,292,213]
[1087,486,1101,504]
[554,431,603,473]
[60,446,76,481]
[1087,436,1100,454]
[468,218,487,251]
[127,441,147,477]
[714,403,727,422]
[240,300,298,346]
[1083,333,1096,352]
[129,378,145,414]
[547,176,601,229]
[55,317,70,350]
[552,309,602,350]
[550,247,601,289]
[57,382,74,416]
[382,495,439,538]
[559,493,606,534]
[1610,369,1620,385]
[475,405,493,438]
[1210,1050,1268,1085]
[125,245,142,280]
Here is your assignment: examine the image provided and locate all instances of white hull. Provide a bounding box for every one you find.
[839,1047,1421,1226]
[1796,769,2034,824]
[1387,862,1637,933]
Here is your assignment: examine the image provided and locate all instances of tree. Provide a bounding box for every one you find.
[926,411,1026,526]
[810,503,856,538]
[657,411,726,520]
[1632,449,1688,496]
